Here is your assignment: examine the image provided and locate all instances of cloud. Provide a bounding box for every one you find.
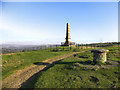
[0,20,56,42]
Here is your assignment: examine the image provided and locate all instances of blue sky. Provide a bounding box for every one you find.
[0,2,118,45]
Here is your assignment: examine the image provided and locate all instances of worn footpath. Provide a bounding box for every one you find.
[2,50,88,88]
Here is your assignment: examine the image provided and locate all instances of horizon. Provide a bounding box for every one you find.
[1,41,118,46]
[0,2,118,45]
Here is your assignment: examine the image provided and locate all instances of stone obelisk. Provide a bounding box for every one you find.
[65,23,71,46]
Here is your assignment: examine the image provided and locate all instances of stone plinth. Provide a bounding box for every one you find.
[91,49,109,64]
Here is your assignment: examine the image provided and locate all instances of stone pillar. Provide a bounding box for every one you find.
[65,23,71,46]
[91,49,109,64]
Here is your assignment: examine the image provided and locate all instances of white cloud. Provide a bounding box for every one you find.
[0,19,56,42]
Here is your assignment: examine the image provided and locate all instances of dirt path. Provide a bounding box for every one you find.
[2,50,88,88]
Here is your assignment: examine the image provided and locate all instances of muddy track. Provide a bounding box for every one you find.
[2,50,88,88]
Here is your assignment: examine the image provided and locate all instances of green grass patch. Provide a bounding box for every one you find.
[2,48,73,80]
[20,46,120,88]
[3,46,120,88]
[33,59,119,88]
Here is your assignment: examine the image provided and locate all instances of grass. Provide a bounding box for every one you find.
[34,66,118,88]
[20,46,119,88]
[2,48,72,80]
[2,47,90,80]
[2,45,119,88]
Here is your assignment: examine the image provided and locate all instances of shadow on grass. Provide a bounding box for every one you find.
[55,60,93,65]
[34,62,50,65]
[78,56,88,59]
[20,60,93,88]
[20,63,55,89]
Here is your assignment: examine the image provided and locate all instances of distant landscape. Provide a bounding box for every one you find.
[1,44,59,54]
[1,42,119,54]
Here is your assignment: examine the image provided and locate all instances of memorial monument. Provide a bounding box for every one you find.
[61,23,75,46]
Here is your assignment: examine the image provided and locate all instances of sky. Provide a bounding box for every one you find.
[0,2,118,45]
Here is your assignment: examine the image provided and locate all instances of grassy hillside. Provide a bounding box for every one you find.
[2,48,72,80]
[2,45,119,88]
[21,46,119,88]
[2,46,90,80]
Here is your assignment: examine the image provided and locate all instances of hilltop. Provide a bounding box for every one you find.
[2,42,120,88]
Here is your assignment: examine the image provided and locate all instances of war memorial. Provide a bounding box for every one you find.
[61,23,75,46]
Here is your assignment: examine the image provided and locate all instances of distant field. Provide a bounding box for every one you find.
[21,46,120,88]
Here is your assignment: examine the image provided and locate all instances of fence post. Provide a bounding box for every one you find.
[70,44,72,50]
[50,45,51,51]
[56,45,58,51]
[62,46,64,51]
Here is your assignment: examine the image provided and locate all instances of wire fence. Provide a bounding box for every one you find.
[50,42,120,51]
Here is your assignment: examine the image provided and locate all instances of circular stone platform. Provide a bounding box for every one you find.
[73,60,119,70]
[101,60,119,68]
